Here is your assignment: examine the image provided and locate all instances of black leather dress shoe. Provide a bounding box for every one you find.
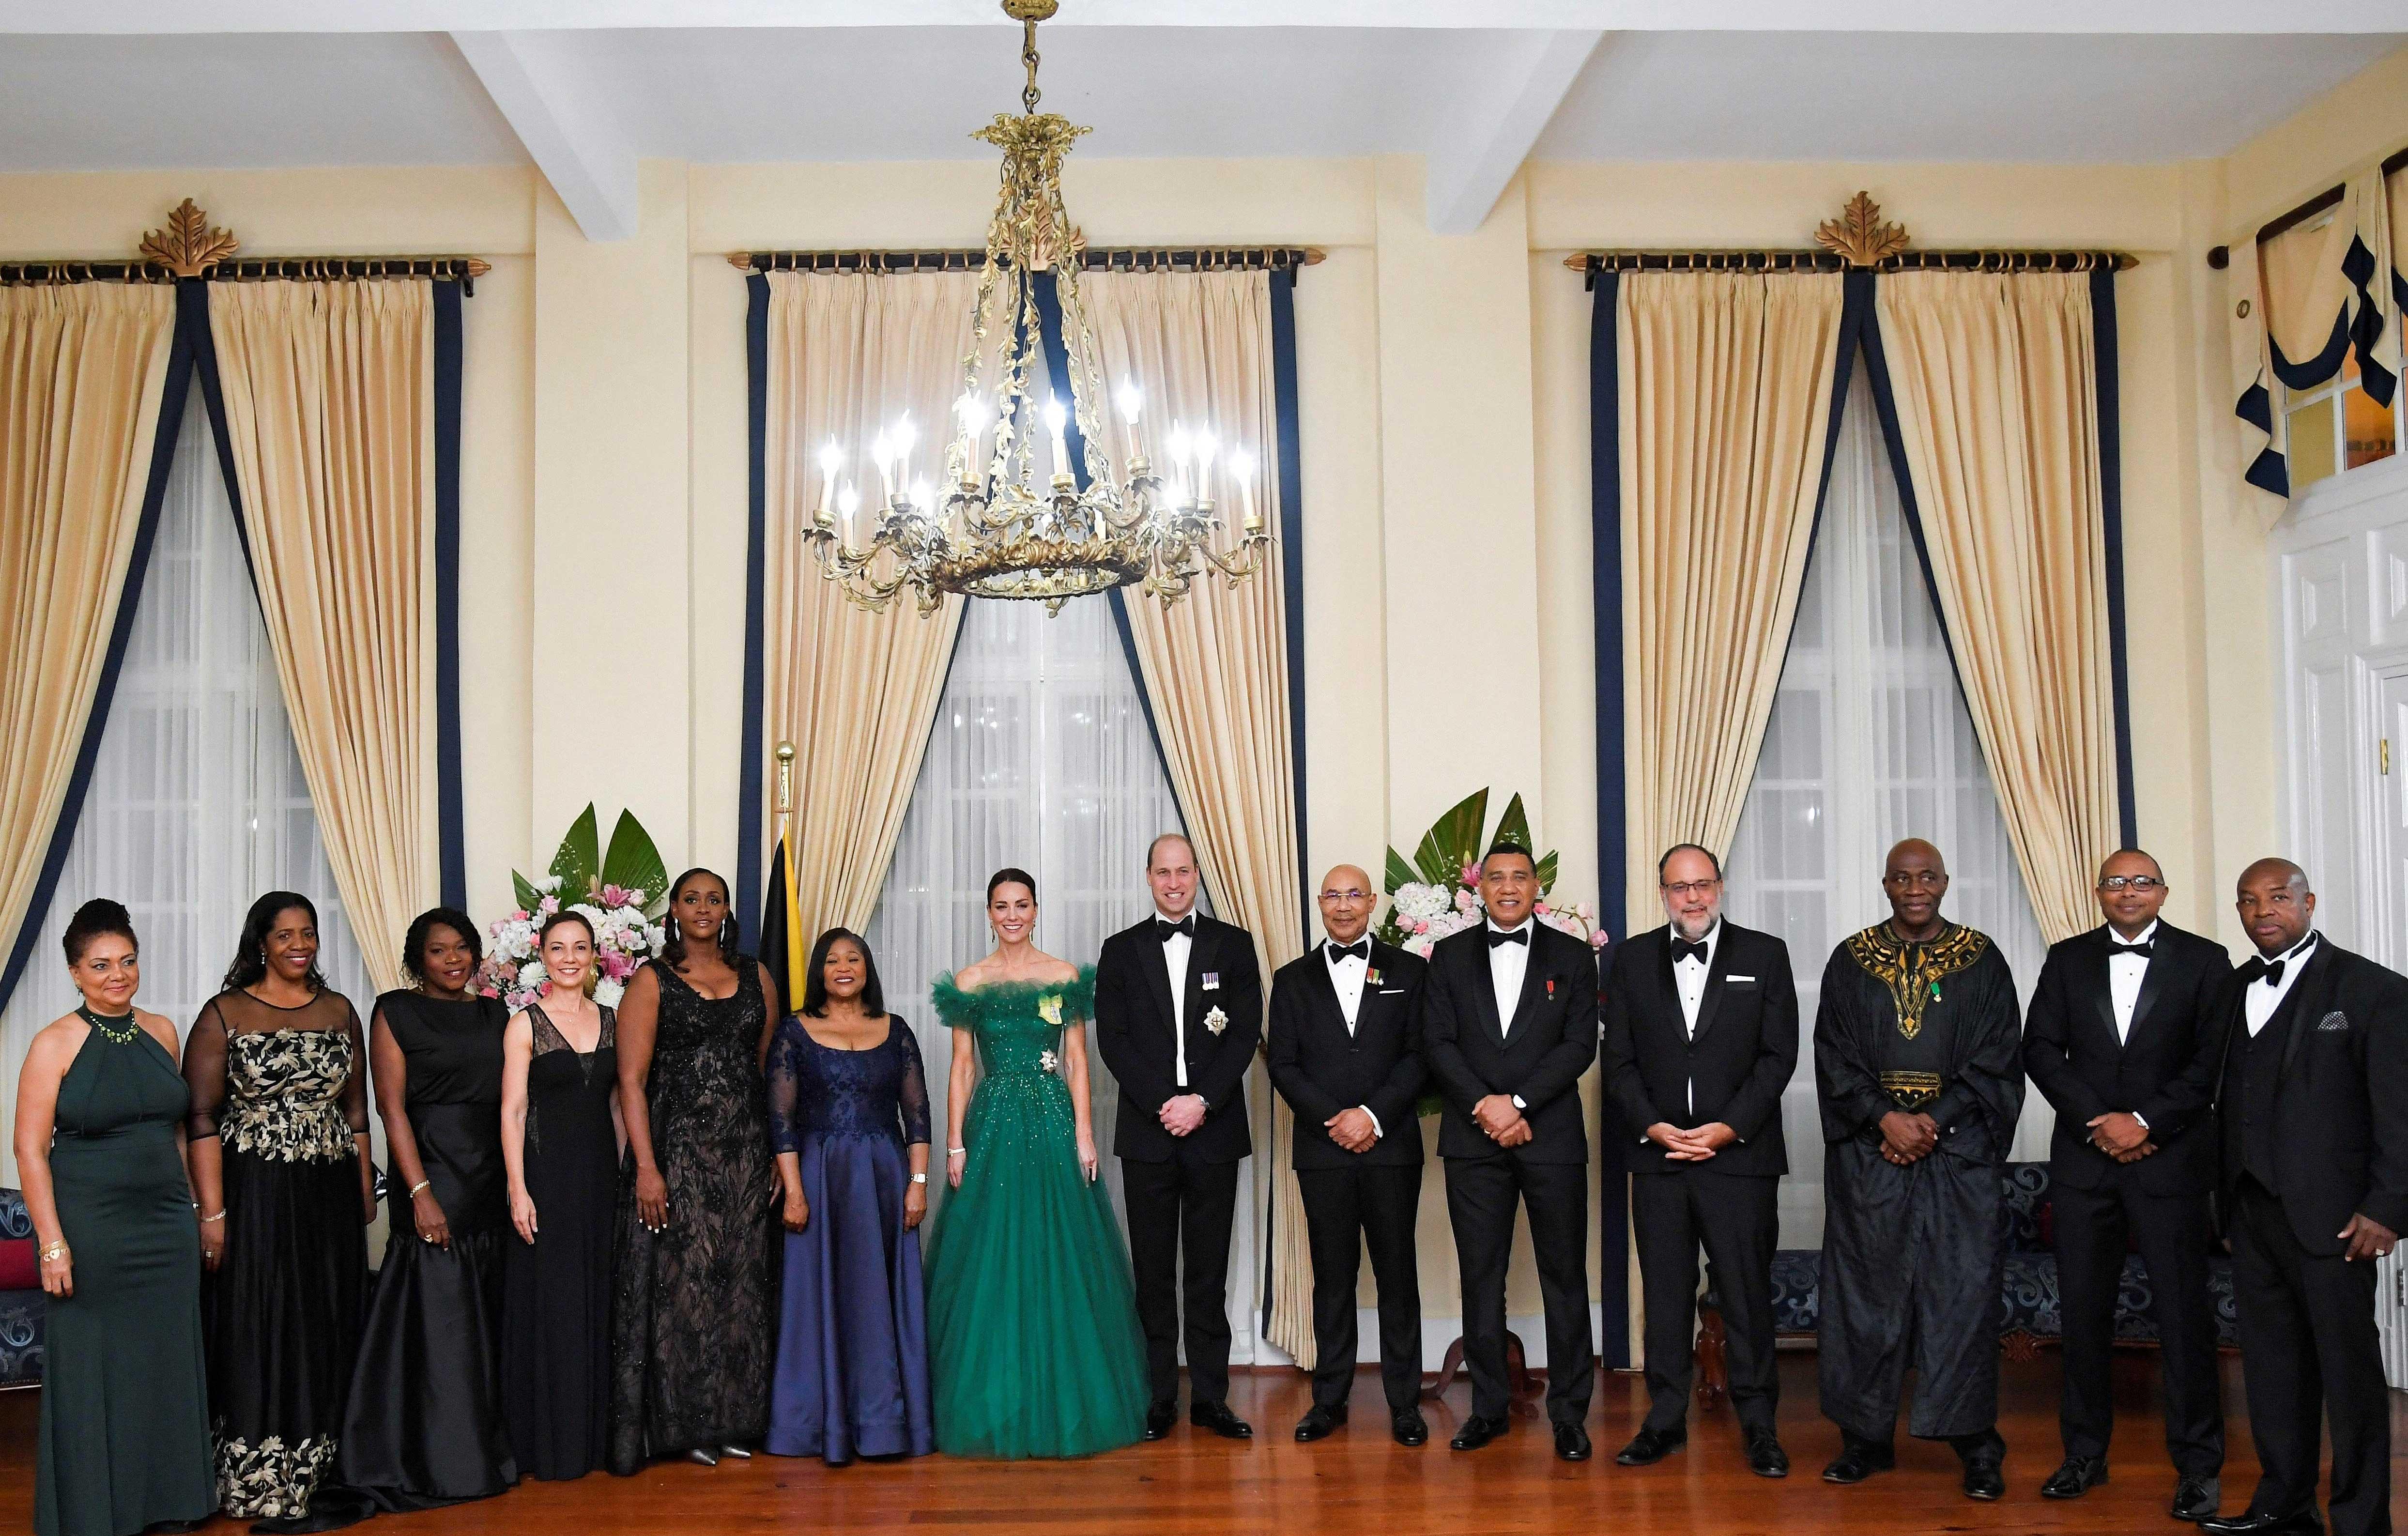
[1142,1400,1177,1441]
[1392,1410,1429,1447]
[2042,1456,2109,1499]
[2172,1476,2222,1522]
[1294,1405,1347,1442]
[1614,1425,1686,1466]
[1744,1431,1790,1478]
[1822,1441,1895,1484]
[2199,1512,2324,1536]
[1191,1401,1252,1439]
[1450,1414,1504,1451]
[1554,1423,1592,1462]
[1962,1457,2006,1502]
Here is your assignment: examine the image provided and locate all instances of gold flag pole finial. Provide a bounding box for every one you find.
[775,741,797,820]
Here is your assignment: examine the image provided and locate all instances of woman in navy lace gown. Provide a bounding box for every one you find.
[764,929,933,1464]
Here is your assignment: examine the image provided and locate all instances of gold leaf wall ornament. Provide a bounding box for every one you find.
[1814,191,1910,268]
[138,199,239,278]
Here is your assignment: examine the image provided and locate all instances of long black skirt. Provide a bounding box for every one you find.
[337,1218,516,1508]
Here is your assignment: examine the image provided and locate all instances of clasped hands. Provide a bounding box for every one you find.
[1158,1093,1209,1137]
[1645,1120,1738,1161]
[1324,1106,1380,1154]
[2086,1110,2157,1164]
[1473,1094,1533,1150]
[1879,1109,1939,1166]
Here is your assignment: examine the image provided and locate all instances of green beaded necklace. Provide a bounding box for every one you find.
[76,1005,141,1044]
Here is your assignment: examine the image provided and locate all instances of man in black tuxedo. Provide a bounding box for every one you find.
[1093,832,1263,1443]
[1266,863,1431,1447]
[2022,847,2229,1519]
[1599,843,1797,1477]
[2200,859,2408,1536]
[1421,841,1599,1461]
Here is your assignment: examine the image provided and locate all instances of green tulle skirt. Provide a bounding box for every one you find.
[922,1069,1149,1459]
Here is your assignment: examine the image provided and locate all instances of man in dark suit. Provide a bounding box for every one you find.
[2201,859,2408,1536]
[2022,847,2230,1519]
[1094,832,1263,1443]
[1266,863,1431,1447]
[1599,843,1798,1477]
[1422,840,1599,1461]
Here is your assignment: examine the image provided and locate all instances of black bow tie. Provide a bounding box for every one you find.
[2257,936,2315,987]
[2107,940,2153,959]
[1156,916,1195,943]
[1487,927,1529,948]
[1670,937,1709,966]
[1328,940,1368,964]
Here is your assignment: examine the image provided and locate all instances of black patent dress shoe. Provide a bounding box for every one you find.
[1143,1400,1178,1441]
[2172,1476,2223,1522]
[1962,1457,2006,1502]
[1614,1424,1686,1466]
[1191,1401,1253,1439]
[1392,1410,1429,1447]
[1744,1430,1790,1478]
[1449,1414,1504,1451]
[2199,1512,2324,1536]
[2042,1455,2109,1499]
[1554,1423,1592,1462]
[1822,1440,1895,1484]
[1295,1405,1347,1442]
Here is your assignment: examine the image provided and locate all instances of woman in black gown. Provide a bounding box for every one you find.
[184,892,374,1526]
[607,868,781,1471]
[337,908,516,1508]
[501,910,620,1482]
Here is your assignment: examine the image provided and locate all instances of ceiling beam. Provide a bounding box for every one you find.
[1424,29,1602,236]
[450,30,638,242]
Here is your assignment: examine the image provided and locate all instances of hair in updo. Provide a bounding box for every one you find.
[986,867,1038,906]
[538,908,597,949]
[63,899,138,966]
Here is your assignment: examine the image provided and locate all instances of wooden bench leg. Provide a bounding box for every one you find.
[1421,1330,1538,1412]
[1695,1304,1728,1413]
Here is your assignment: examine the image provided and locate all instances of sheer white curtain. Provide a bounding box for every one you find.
[865,593,1258,1352]
[0,389,374,1183]
[1724,364,2050,1248]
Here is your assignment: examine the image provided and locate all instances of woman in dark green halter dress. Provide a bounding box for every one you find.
[11,900,213,1536]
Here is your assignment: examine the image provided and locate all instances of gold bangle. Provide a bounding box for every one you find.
[407,1180,431,1197]
[39,1241,67,1262]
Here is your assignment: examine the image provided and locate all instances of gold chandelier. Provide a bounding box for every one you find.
[802,0,1273,615]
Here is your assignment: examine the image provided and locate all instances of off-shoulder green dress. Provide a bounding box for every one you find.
[922,968,1148,1458]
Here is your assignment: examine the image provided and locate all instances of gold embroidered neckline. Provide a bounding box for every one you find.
[1845,922,1988,1040]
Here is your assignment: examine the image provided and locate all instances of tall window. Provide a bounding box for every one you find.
[1723,364,2050,1245]
[0,390,372,1181]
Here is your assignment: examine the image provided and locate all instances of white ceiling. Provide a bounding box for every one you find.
[0,16,2398,238]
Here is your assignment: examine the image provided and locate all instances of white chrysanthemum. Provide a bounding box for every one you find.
[593,977,626,1008]
[1392,882,1451,921]
[518,959,547,990]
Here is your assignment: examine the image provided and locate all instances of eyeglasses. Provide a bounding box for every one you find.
[1659,880,1720,899]
[1319,889,1373,904]
[2098,875,2165,892]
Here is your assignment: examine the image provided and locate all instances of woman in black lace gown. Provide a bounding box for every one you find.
[338,908,516,1508]
[607,868,781,1472]
[500,910,620,1481]
[184,892,374,1526]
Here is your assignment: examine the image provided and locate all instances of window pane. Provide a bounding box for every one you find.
[2288,393,2338,485]
[2344,380,2397,471]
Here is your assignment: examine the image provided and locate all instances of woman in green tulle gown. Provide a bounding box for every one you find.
[921,868,1149,1459]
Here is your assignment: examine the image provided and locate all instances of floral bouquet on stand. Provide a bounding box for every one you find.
[479,805,671,1010]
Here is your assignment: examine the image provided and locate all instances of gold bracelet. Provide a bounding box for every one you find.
[407,1180,431,1197]
[39,1241,67,1262]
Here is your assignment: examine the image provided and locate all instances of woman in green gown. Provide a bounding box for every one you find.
[921,868,1149,1459]
[11,900,214,1536]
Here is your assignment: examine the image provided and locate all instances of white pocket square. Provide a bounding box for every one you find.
[1726,974,1756,983]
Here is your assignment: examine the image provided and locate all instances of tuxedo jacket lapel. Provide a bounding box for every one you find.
[2087,934,2123,1053]
[2278,942,2338,1083]
[1504,941,1546,1040]
[1467,941,1507,1043]
[1306,942,1348,1043]
[2127,944,2171,1043]
[1688,937,1733,1045]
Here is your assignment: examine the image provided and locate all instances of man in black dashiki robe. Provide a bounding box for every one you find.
[1813,838,2023,1502]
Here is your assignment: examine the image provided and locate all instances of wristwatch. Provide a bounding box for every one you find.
[909,1172,929,1184]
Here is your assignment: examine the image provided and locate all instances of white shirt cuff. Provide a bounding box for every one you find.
[1360,1106,1382,1139]
[1511,1094,1527,1110]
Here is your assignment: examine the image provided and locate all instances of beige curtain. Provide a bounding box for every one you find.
[1618,272,1847,926]
[2226,232,2289,529]
[0,282,180,998]
[1076,269,1313,1364]
[2260,188,2359,378]
[761,271,978,945]
[1874,272,2118,946]
[209,279,440,997]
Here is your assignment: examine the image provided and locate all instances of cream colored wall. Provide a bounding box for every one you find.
[14,42,2408,1321]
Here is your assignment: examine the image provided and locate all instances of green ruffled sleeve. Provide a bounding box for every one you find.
[930,972,977,1029]
[1062,965,1098,1023]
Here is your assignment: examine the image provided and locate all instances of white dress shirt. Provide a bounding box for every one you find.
[2106,919,2158,1045]
[1487,917,1535,1035]
[1158,907,1193,1088]
[1672,920,1720,1117]
[2244,931,2320,1037]
[1323,936,1382,1138]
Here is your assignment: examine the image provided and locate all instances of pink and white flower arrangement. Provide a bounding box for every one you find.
[1374,789,1609,962]
[478,804,673,1011]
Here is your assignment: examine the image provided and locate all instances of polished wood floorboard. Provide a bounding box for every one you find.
[4,1352,2404,1535]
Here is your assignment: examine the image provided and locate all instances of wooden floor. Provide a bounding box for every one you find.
[5,1352,2404,1536]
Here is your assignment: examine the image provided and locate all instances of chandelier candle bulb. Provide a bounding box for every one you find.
[838,483,861,549]
[1044,395,1071,484]
[1227,449,1260,533]
[815,440,843,528]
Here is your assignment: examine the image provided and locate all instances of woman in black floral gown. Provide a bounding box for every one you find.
[607,868,782,1472]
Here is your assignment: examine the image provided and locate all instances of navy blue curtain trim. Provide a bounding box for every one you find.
[736,273,772,934]
[1851,274,1965,680]
[2268,309,2352,393]
[0,304,199,1022]
[2235,378,2275,434]
[432,281,468,910]
[2090,268,2138,848]
[1271,267,1311,955]
[177,282,261,596]
[2342,236,2397,409]
[2394,267,2408,317]
[1585,269,1632,1371]
[2234,379,2290,497]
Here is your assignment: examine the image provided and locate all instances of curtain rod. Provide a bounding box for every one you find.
[728,246,1322,275]
[0,256,492,292]
[2206,139,2407,270]
[1564,248,2134,283]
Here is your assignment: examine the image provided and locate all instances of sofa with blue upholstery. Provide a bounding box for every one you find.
[0,1187,44,1388]
[1694,1160,2238,1409]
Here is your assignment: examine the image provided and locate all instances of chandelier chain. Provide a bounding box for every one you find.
[1022,19,1042,115]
